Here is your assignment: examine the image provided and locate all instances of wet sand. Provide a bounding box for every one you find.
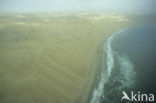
[0,13,136,103]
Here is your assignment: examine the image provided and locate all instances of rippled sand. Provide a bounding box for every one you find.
[0,13,134,103]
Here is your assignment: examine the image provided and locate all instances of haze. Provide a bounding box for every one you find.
[0,0,156,14]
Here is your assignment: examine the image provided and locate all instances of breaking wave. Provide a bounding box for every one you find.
[90,28,136,103]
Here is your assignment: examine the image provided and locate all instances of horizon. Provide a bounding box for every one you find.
[0,0,156,14]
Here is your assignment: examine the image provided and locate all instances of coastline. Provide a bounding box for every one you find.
[75,34,112,103]
[0,12,148,103]
[80,27,132,103]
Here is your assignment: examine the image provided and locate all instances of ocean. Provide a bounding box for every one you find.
[90,24,156,103]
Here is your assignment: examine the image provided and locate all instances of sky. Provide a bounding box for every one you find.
[0,0,156,14]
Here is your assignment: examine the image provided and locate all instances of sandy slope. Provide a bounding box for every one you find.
[0,13,133,103]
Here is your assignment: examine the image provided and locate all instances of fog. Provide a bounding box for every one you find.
[0,0,156,13]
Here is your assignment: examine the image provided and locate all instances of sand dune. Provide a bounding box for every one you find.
[0,13,139,103]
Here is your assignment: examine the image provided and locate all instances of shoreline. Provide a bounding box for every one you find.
[87,28,130,103]
[75,34,112,103]
[87,34,111,103]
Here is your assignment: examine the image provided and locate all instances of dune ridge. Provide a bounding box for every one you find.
[0,13,138,103]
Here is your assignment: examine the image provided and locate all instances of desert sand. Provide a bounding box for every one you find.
[0,12,147,103]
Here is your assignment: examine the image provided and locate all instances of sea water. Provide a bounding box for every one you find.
[90,24,156,103]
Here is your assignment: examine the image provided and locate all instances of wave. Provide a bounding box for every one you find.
[101,55,136,103]
[90,28,136,103]
[90,31,116,103]
[90,33,115,103]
